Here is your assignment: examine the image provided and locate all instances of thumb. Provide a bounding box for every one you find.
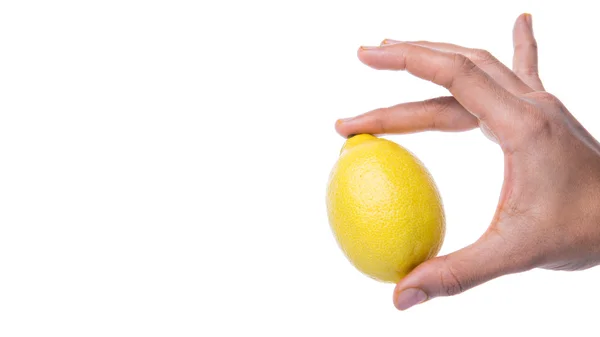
[393,231,526,310]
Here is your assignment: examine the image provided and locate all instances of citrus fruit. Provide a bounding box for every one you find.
[326,134,445,283]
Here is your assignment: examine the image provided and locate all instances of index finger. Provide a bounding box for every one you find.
[358,43,524,137]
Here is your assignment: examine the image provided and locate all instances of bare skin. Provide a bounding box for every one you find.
[335,14,600,311]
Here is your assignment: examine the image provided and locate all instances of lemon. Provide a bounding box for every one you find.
[326,134,445,283]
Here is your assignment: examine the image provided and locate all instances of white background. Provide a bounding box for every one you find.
[1,0,598,336]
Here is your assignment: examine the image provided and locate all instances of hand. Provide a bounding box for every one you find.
[335,13,600,311]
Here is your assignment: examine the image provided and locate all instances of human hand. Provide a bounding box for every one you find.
[335,13,600,311]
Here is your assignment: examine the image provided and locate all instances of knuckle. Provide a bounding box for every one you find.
[514,41,538,52]
[423,96,453,113]
[369,108,391,133]
[443,53,477,89]
[453,53,477,73]
[421,97,453,129]
[438,257,465,296]
[531,116,555,139]
[469,48,498,65]
[529,92,562,107]
[515,66,540,77]
[521,103,554,139]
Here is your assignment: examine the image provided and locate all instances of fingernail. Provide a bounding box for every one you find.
[524,13,532,28]
[359,46,379,50]
[337,117,354,124]
[395,288,427,311]
[335,118,351,128]
[381,39,401,45]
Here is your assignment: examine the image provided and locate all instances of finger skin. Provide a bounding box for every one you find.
[335,96,477,137]
[382,39,533,95]
[513,13,545,90]
[357,43,523,139]
[393,231,532,310]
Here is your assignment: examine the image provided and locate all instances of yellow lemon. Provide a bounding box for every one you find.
[326,134,445,283]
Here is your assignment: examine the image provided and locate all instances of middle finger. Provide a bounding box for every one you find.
[382,40,533,95]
